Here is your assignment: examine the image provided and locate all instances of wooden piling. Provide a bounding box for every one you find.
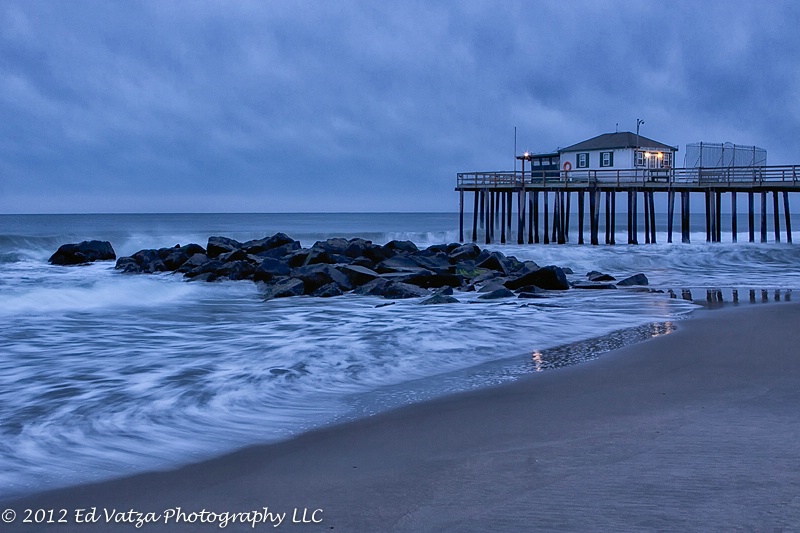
[667,190,675,243]
[528,192,534,244]
[479,190,485,231]
[681,191,690,244]
[564,191,571,242]
[485,191,491,244]
[773,191,781,243]
[731,192,737,243]
[500,192,506,244]
[459,190,464,242]
[589,188,598,245]
[627,190,633,244]
[631,190,638,244]
[517,190,525,245]
[644,191,651,244]
[649,191,657,244]
[543,191,550,245]
[494,190,500,228]
[715,191,722,243]
[604,191,611,244]
[533,191,540,243]
[610,192,616,245]
[748,191,755,243]
[552,192,559,243]
[784,191,792,243]
[761,191,768,243]
[705,191,712,242]
[578,190,585,245]
[471,191,479,242]
[506,192,513,237]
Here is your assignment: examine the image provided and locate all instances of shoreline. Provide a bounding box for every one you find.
[5,301,800,531]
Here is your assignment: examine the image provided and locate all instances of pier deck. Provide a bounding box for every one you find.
[455,166,800,245]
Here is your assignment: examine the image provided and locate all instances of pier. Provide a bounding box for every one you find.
[456,166,799,245]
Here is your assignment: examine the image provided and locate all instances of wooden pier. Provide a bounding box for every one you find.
[456,166,800,245]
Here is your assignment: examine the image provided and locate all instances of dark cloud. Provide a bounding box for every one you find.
[1,0,798,213]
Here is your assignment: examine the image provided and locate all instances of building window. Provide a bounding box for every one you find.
[532,158,541,167]
[661,152,672,168]
[600,151,613,167]
[635,150,644,167]
[577,153,589,168]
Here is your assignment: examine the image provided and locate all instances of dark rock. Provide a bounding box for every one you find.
[384,240,419,255]
[434,286,454,296]
[562,267,574,275]
[454,260,491,280]
[383,282,430,299]
[448,243,481,263]
[376,255,424,273]
[260,278,305,300]
[505,265,569,291]
[286,249,311,268]
[353,278,392,296]
[411,252,454,274]
[587,271,616,282]
[478,288,515,300]
[311,282,343,298]
[379,271,434,284]
[518,292,548,299]
[363,243,393,263]
[351,256,377,269]
[49,240,116,265]
[291,264,353,293]
[258,242,301,259]
[206,236,243,258]
[421,294,460,305]
[617,273,649,286]
[115,257,143,273]
[344,238,373,258]
[219,249,250,263]
[403,272,463,289]
[512,285,547,295]
[311,238,350,256]
[243,233,297,255]
[186,272,218,282]
[573,282,618,290]
[163,251,191,271]
[175,253,210,273]
[338,264,380,286]
[253,257,292,283]
[303,247,335,266]
[478,281,508,293]
[220,260,257,281]
[184,259,224,278]
[478,251,512,275]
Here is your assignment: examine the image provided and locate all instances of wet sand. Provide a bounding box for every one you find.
[5,302,800,532]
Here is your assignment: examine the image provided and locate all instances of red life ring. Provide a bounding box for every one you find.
[562,161,572,171]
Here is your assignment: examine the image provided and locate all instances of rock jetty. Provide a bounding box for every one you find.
[89,233,650,302]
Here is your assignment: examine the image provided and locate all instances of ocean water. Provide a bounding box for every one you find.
[1,212,799,499]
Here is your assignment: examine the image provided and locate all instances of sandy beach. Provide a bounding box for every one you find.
[4,301,800,532]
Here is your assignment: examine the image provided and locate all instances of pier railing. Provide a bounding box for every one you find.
[457,165,800,189]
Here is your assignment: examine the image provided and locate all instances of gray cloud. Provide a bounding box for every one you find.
[1,0,799,212]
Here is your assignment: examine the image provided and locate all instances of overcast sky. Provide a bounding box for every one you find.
[2,1,799,213]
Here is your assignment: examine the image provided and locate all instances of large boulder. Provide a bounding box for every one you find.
[253,257,291,283]
[206,236,243,258]
[291,264,353,293]
[421,294,460,305]
[617,273,649,286]
[478,287,515,300]
[49,240,116,265]
[505,265,569,291]
[243,233,298,255]
[384,240,419,255]
[338,264,381,286]
[382,282,430,299]
[376,255,424,273]
[448,243,481,263]
[478,251,512,275]
[260,278,305,300]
